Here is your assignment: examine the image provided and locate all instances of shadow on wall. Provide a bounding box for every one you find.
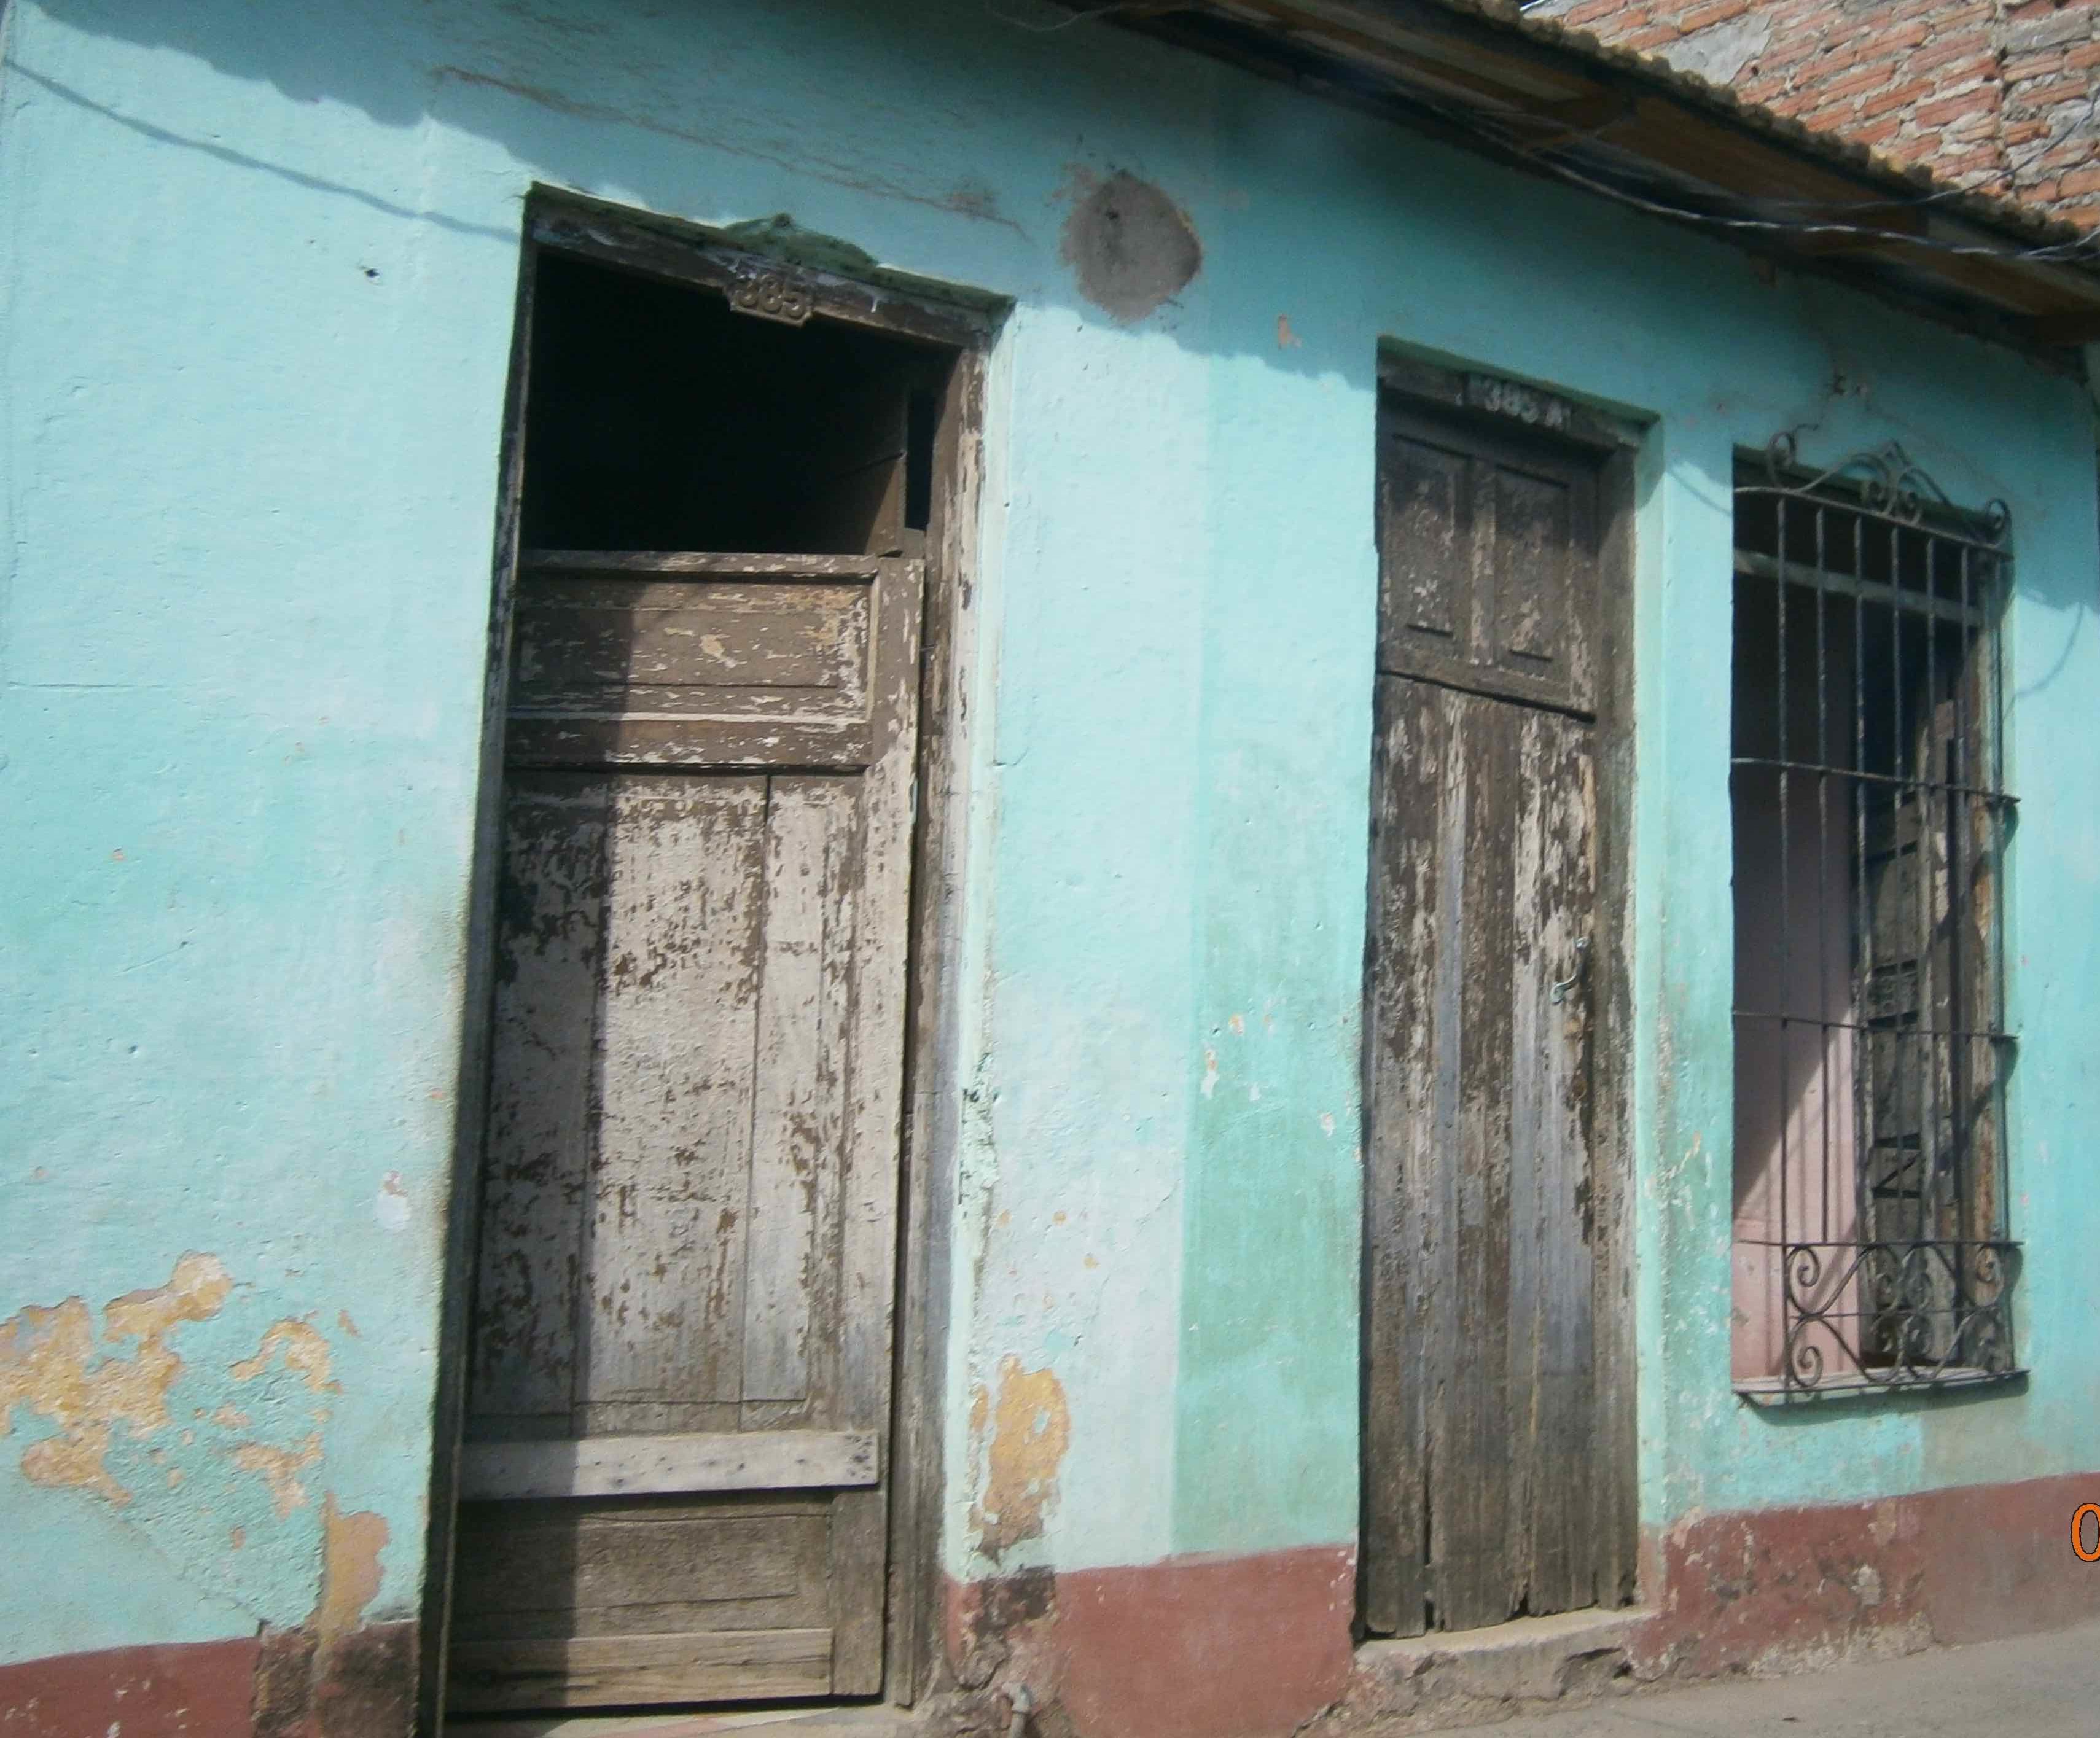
[21,0,2088,605]
[12,0,1262,356]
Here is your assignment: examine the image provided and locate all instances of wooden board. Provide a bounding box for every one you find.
[505,554,911,768]
[450,1629,833,1712]
[1362,391,1630,1637]
[460,1430,878,1501]
[452,555,923,1712]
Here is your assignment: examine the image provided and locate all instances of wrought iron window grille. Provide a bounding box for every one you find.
[1730,437,2021,1403]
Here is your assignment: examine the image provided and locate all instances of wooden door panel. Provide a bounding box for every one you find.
[506,553,906,769]
[1378,427,1472,650]
[470,777,608,1430]
[1364,678,1600,1634]
[743,777,859,1410]
[1377,408,1599,715]
[1491,464,1575,679]
[1500,696,1598,1621]
[587,777,769,1424]
[450,1497,830,1636]
[455,556,922,1712]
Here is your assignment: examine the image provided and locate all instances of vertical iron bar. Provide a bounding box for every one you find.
[1778,496,1792,1373]
[1852,507,1873,1357]
[1988,543,2010,1247]
[1815,507,1832,1253]
[1920,528,1943,1365]
[1954,545,1973,1304]
[1890,521,1912,1285]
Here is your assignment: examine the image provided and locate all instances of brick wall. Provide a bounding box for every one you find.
[1533,0,2100,226]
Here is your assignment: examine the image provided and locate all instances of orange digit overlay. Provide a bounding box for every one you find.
[2072,1504,2100,1562]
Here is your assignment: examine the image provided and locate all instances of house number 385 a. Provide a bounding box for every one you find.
[729,271,814,325]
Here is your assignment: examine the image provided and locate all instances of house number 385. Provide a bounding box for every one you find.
[729,271,814,325]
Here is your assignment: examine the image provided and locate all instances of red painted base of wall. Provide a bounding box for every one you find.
[945,1474,2100,1737]
[1637,1471,2100,1677]
[0,1622,415,1738]
[12,1476,2099,1738]
[947,1544,1357,1738]
[0,1638,261,1738]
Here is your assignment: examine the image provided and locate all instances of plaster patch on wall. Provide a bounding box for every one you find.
[375,1171,411,1231]
[0,1253,232,1505]
[1060,170,1201,323]
[969,1355,1072,1562]
[231,1320,337,1393]
[316,1494,389,1642]
[232,1432,324,1518]
[0,1257,361,1629]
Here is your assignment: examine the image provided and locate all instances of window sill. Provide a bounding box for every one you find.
[1735,1365,2028,1406]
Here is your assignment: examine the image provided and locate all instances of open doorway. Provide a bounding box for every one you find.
[520,247,943,557]
[437,216,975,1720]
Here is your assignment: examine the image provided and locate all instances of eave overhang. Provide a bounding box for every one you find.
[1104,0,2100,362]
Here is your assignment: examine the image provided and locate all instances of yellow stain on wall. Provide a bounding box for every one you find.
[315,1493,389,1643]
[231,1432,325,1518]
[0,1253,232,1505]
[969,1354,1071,1562]
[231,1319,336,1393]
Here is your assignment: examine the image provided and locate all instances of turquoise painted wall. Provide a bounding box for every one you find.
[2,0,2096,1669]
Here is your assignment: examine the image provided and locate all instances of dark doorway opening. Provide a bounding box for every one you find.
[521,249,945,557]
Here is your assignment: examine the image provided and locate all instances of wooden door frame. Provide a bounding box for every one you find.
[1359,351,1643,1631]
[418,189,999,1732]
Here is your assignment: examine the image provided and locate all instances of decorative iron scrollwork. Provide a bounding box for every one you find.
[1759,434,2010,548]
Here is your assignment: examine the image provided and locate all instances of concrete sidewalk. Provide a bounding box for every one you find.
[1421,1619,2100,1737]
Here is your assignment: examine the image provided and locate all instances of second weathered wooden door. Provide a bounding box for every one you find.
[1361,393,1631,1636]
[448,552,920,1711]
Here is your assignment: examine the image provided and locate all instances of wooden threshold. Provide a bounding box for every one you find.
[448,1629,833,1712]
[521,550,892,579]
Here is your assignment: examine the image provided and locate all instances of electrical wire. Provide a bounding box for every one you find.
[1005,0,2100,275]
[1471,96,2100,265]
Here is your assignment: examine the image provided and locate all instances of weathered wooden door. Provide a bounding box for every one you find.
[1361,394,1632,1637]
[448,551,921,1710]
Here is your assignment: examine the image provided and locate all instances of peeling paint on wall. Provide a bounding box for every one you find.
[0,1253,380,1637]
[0,1253,232,1505]
[230,1321,336,1393]
[315,1495,389,1643]
[231,1435,324,1519]
[970,1355,1072,1562]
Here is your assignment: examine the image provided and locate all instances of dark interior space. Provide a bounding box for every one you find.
[521,249,948,555]
[1735,488,1999,607]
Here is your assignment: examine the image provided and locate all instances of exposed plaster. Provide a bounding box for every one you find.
[0,1253,232,1505]
[315,1494,389,1644]
[230,1320,337,1393]
[0,1255,387,1636]
[1059,170,1202,324]
[970,1354,1072,1562]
